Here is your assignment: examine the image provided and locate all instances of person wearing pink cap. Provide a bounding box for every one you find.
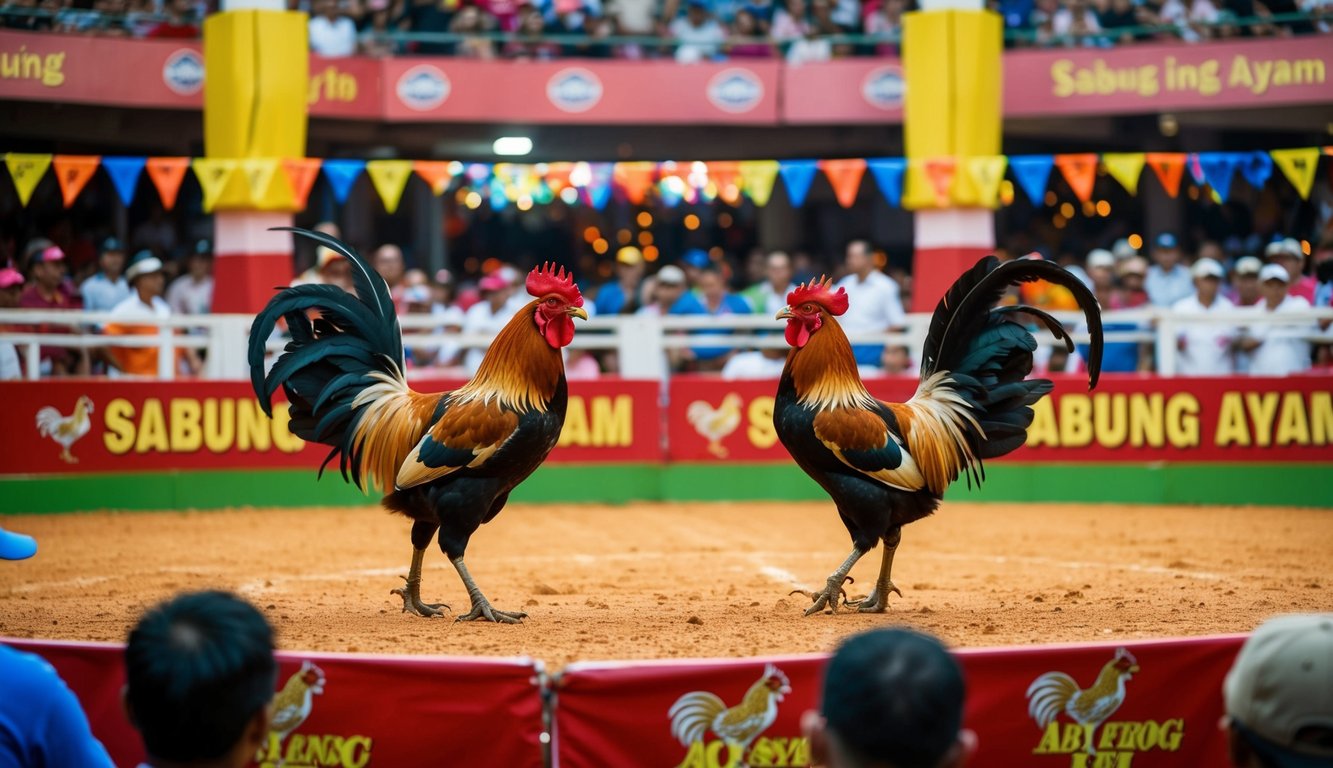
[461,270,518,375]
[0,266,25,380]
[17,241,87,376]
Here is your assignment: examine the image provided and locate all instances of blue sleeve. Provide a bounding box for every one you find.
[0,648,114,768]
[593,283,625,316]
[668,293,706,315]
[725,294,753,314]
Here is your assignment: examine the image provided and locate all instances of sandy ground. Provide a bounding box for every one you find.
[1,502,1330,667]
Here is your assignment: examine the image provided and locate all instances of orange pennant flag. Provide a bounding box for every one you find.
[706,161,740,202]
[52,155,101,208]
[413,160,455,196]
[281,158,323,210]
[922,157,957,207]
[145,157,190,210]
[1054,153,1099,203]
[1144,152,1186,198]
[614,162,657,206]
[819,158,867,208]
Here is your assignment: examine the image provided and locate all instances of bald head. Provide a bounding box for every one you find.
[373,244,405,287]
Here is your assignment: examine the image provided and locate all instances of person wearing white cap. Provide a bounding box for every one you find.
[1223,613,1333,768]
[1235,264,1314,377]
[1229,256,1264,307]
[1169,257,1236,376]
[106,252,200,377]
[1265,237,1317,304]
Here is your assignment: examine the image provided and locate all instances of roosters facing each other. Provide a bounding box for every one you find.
[1027,647,1139,754]
[774,256,1103,615]
[670,664,792,760]
[248,229,587,623]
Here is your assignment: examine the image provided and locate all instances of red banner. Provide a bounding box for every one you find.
[780,59,904,123]
[0,378,661,476]
[4,638,544,768]
[666,374,1333,463]
[554,635,1245,768]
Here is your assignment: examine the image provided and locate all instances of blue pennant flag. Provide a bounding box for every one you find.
[658,180,683,208]
[778,160,818,208]
[1009,155,1054,206]
[1239,151,1273,190]
[1196,152,1239,201]
[587,163,614,210]
[102,156,146,207]
[322,159,366,204]
[866,158,907,208]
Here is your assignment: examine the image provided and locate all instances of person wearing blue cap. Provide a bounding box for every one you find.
[80,237,130,313]
[1146,232,1193,307]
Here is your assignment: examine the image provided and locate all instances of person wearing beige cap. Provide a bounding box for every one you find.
[1265,238,1317,304]
[1085,249,1118,309]
[1169,257,1236,375]
[106,252,201,377]
[1116,256,1150,308]
[1230,256,1264,307]
[1234,264,1314,376]
[1223,613,1333,768]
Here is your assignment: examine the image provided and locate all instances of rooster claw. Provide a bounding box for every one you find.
[792,576,854,616]
[455,600,527,624]
[391,575,450,618]
[846,582,904,613]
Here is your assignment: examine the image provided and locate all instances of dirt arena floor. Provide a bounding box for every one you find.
[1,502,1330,667]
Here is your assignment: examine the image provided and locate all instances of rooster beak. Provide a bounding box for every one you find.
[775,306,794,320]
[567,306,589,321]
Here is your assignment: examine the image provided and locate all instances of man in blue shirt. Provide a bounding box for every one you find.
[594,246,646,316]
[0,644,114,767]
[1145,233,1193,307]
[80,238,130,313]
[682,265,752,371]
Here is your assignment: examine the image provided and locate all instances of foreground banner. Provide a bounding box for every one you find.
[3,638,545,768]
[667,374,1333,463]
[0,378,660,476]
[554,635,1245,768]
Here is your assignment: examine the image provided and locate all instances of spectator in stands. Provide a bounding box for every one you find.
[0,267,24,380]
[106,252,201,378]
[2,0,52,31]
[462,271,518,375]
[595,246,647,315]
[1098,0,1139,42]
[450,4,497,58]
[291,245,353,292]
[1222,613,1333,768]
[125,591,277,768]
[1086,248,1119,307]
[836,239,906,369]
[669,0,727,62]
[0,644,114,766]
[1266,237,1316,303]
[1170,257,1235,375]
[145,0,199,37]
[679,247,711,288]
[1052,0,1102,43]
[80,237,130,313]
[167,240,214,316]
[721,345,787,378]
[373,243,408,307]
[506,4,563,58]
[638,264,690,317]
[802,628,976,768]
[1314,238,1333,308]
[727,9,776,56]
[685,264,752,371]
[310,0,359,56]
[1235,264,1313,376]
[19,241,87,376]
[746,250,796,316]
[606,0,656,35]
[131,205,177,259]
[359,0,400,55]
[1229,255,1263,306]
[864,0,906,53]
[1146,232,1193,307]
[770,0,813,46]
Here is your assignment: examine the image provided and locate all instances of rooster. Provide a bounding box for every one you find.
[269,661,325,751]
[774,257,1102,615]
[1026,648,1139,754]
[669,663,791,764]
[36,395,94,464]
[687,392,744,458]
[248,229,586,622]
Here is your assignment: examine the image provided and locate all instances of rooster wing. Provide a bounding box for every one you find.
[810,406,924,492]
[396,398,522,489]
[1026,671,1080,727]
[669,691,727,746]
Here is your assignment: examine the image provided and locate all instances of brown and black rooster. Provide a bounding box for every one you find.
[774,256,1102,615]
[248,229,586,623]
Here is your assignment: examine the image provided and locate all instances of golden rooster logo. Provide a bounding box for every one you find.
[35,395,94,463]
[255,661,369,768]
[669,664,801,768]
[687,393,744,458]
[269,661,326,752]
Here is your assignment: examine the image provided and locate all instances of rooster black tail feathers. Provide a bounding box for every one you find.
[247,229,406,484]
[919,256,1104,461]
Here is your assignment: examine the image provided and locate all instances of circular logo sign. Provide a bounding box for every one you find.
[861,65,906,110]
[706,68,764,114]
[546,68,603,113]
[162,49,204,96]
[396,65,450,111]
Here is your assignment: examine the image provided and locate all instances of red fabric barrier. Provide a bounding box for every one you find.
[3,638,546,768]
[553,634,1245,768]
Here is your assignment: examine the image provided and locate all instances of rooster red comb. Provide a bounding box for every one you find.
[787,276,848,316]
[526,262,584,306]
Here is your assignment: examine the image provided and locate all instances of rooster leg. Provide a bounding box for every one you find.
[850,527,904,613]
[451,556,527,624]
[390,547,449,618]
[791,548,866,616]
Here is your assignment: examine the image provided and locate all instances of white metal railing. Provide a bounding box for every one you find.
[1,306,1331,381]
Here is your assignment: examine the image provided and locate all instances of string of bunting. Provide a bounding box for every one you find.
[3,148,1330,214]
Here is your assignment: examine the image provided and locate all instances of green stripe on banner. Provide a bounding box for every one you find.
[0,463,1329,514]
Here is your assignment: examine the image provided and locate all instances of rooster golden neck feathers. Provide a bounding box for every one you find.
[777,276,848,349]
[527,263,587,349]
[780,285,874,412]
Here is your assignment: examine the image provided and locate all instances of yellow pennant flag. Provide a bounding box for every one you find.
[366,160,414,214]
[5,153,52,207]
[1102,153,1146,196]
[191,158,238,213]
[964,155,1008,208]
[240,158,280,204]
[738,160,780,207]
[1270,147,1321,200]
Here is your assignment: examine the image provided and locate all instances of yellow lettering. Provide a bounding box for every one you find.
[342,736,373,768]
[590,395,632,447]
[1026,397,1058,447]
[1310,392,1332,444]
[748,396,777,449]
[102,398,136,454]
[300,732,329,765]
[1034,722,1063,754]
[271,403,305,453]
[236,398,272,452]
[1129,393,1164,447]
[170,398,203,453]
[1160,718,1185,750]
[1059,394,1093,447]
[1052,59,1074,97]
[1274,391,1310,446]
[558,396,590,447]
[1292,58,1324,85]
[1245,392,1279,447]
[1214,392,1250,447]
[204,398,236,452]
[283,733,305,763]
[42,53,64,87]
[135,399,169,453]
[1093,392,1127,448]
[1165,393,1199,447]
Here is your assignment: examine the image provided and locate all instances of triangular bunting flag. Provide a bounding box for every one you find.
[866,158,906,207]
[819,158,867,208]
[366,159,414,214]
[921,157,957,207]
[322,159,366,204]
[281,158,322,209]
[1238,151,1273,190]
[1195,152,1240,201]
[413,160,455,196]
[1054,153,1099,203]
[145,157,190,210]
[52,155,101,208]
[1009,155,1054,206]
[964,155,1008,208]
[191,158,238,213]
[101,156,146,207]
[737,160,779,207]
[4,153,52,208]
[1101,153,1146,196]
[1270,147,1321,200]
[778,159,819,208]
[1144,153,1186,198]
[614,162,657,206]
[240,158,281,205]
[587,163,614,210]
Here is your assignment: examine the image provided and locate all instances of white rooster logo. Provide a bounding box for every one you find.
[35,395,95,464]
[686,393,744,458]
